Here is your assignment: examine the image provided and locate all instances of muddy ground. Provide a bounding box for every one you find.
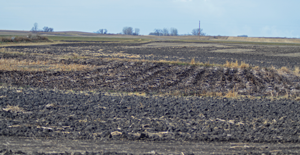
[1,41,300,154]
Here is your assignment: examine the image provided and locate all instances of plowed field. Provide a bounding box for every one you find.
[1,40,300,154]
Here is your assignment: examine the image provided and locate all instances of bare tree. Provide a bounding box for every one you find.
[133,28,140,35]
[43,26,54,32]
[96,29,104,34]
[154,29,163,36]
[170,28,178,36]
[192,28,206,36]
[43,27,48,32]
[123,27,133,35]
[162,28,169,36]
[149,28,171,36]
[95,29,107,34]
[31,23,38,32]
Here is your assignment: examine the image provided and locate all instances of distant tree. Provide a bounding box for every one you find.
[43,26,54,32]
[96,29,104,34]
[123,27,133,35]
[133,28,140,35]
[95,29,107,34]
[192,28,206,36]
[31,23,53,32]
[170,28,178,36]
[162,28,169,36]
[43,27,48,32]
[149,32,157,35]
[31,23,38,32]
[153,29,163,36]
[149,28,173,36]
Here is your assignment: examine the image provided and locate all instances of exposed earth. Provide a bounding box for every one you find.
[1,38,300,154]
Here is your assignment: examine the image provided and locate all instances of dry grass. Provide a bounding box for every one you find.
[78,119,88,123]
[224,90,239,98]
[240,61,250,69]
[294,67,300,76]
[190,58,196,65]
[90,50,141,59]
[252,66,260,70]
[51,63,97,71]
[270,65,300,77]
[0,48,256,72]
[196,91,223,97]
[280,66,290,73]
[0,58,97,71]
[0,48,26,55]
[224,60,239,68]
[223,60,250,69]
[3,105,25,113]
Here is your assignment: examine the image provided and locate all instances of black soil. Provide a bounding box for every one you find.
[5,42,300,68]
[1,86,300,143]
[0,60,300,97]
[1,41,300,154]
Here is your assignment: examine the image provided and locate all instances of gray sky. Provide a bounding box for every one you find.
[1,0,299,37]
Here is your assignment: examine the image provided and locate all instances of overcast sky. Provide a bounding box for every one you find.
[1,0,299,37]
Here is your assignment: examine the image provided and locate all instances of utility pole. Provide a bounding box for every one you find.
[199,20,201,39]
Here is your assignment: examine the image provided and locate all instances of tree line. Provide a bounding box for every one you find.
[31,23,54,32]
[149,28,178,36]
[30,23,206,36]
[95,27,206,36]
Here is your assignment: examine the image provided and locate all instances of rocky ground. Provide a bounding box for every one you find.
[1,41,300,154]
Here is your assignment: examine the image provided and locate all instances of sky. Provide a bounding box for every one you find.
[1,0,299,38]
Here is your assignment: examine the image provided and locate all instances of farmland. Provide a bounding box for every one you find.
[1,32,300,154]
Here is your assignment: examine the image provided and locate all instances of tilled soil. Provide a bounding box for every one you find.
[5,42,300,69]
[0,60,300,98]
[2,86,300,142]
[1,87,300,154]
[1,41,300,154]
